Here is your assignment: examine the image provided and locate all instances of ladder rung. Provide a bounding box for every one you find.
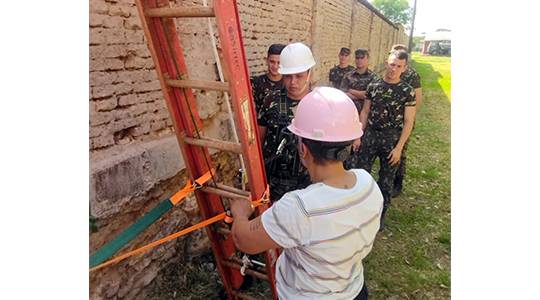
[222,260,269,281]
[167,79,230,92]
[201,186,250,201]
[183,136,242,153]
[215,183,250,197]
[231,290,259,300]
[145,6,215,18]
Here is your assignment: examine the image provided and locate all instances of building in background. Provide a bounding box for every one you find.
[421,28,451,56]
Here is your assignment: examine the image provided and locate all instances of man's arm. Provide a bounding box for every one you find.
[388,106,416,166]
[230,198,280,254]
[359,99,371,131]
[414,88,422,109]
[348,89,366,100]
[232,215,281,254]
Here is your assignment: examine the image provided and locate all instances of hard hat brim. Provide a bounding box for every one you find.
[287,123,363,142]
[278,62,316,75]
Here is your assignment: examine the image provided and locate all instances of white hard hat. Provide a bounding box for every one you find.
[278,42,316,75]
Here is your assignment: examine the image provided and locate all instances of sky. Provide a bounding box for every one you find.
[407,0,451,36]
[368,0,451,36]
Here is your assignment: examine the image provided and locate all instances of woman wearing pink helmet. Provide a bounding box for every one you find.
[230,87,384,299]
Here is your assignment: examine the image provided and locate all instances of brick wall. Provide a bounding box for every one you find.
[238,0,313,75]
[89,0,408,298]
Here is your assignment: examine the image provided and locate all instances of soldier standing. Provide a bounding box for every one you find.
[328,47,354,88]
[250,44,286,115]
[339,48,380,113]
[390,44,423,197]
[258,42,316,201]
[357,49,416,230]
[340,49,380,169]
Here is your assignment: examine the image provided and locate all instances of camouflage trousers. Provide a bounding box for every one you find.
[357,128,402,207]
[394,121,415,190]
[268,174,311,202]
[395,140,408,181]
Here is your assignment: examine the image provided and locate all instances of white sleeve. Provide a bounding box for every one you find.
[261,193,312,248]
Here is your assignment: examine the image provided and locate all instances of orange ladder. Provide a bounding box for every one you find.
[134,0,278,299]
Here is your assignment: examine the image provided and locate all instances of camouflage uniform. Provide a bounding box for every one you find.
[357,78,416,221]
[401,66,421,90]
[328,65,355,88]
[251,74,283,115]
[340,68,380,170]
[393,66,422,195]
[339,68,380,113]
[258,88,311,201]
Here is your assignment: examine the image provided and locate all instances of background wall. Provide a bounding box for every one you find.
[89,0,408,298]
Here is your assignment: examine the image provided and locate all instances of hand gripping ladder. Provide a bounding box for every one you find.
[134,0,279,299]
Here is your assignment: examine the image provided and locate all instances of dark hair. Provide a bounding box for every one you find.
[301,138,353,165]
[391,44,408,51]
[339,47,351,55]
[268,44,286,56]
[355,48,369,58]
[390,49,409,63]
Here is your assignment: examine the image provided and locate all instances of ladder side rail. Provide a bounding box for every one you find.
[213,1,279,298]
[136,0,244,296]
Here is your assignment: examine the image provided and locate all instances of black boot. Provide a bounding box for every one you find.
[391,176,403,198]
[379,203,389,232]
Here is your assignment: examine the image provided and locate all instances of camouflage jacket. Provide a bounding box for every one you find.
[328,65,354,88]
[257,89,308,183]
[365,79,416,131]
[400,66,422,89]
[339,68,380,112]
[250,74,283,115]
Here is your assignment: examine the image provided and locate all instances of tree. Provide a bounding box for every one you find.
[372,0,411,25]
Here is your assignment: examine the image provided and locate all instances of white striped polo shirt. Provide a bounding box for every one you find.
[261,169,383,299]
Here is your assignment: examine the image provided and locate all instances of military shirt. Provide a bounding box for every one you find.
[328,65,355,88]
[365,79,416,131]
[258,89,309,186]
[251,74,283,115]
[400,66,422,89]
[339,68,380,112]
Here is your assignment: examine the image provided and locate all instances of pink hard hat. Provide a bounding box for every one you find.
[287,87,363,142]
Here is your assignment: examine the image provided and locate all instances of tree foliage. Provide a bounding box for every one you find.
[372,0,411,25]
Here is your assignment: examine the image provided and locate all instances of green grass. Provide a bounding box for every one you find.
[147,52,451,299]
[363,52,451,299]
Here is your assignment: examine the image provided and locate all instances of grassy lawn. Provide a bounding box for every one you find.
[363,52,451,299]
[148,53,451,300]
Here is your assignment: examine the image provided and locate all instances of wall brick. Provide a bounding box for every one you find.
[90,13,107,27]
[118,94,139,106]
[90,0,109,14]
[90,124,108,138]
[109,5,132,17]
[101,28,126,44]
[124,29,144,44]
[95,97,118,111]
[124,55,152,69]
[133,80,160,93]
[124,16,142,30]
[90,110,114,126]
[103,15,124,28]
[92,84,116,99]
[90,71,119,87]
[91,134,115,149]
